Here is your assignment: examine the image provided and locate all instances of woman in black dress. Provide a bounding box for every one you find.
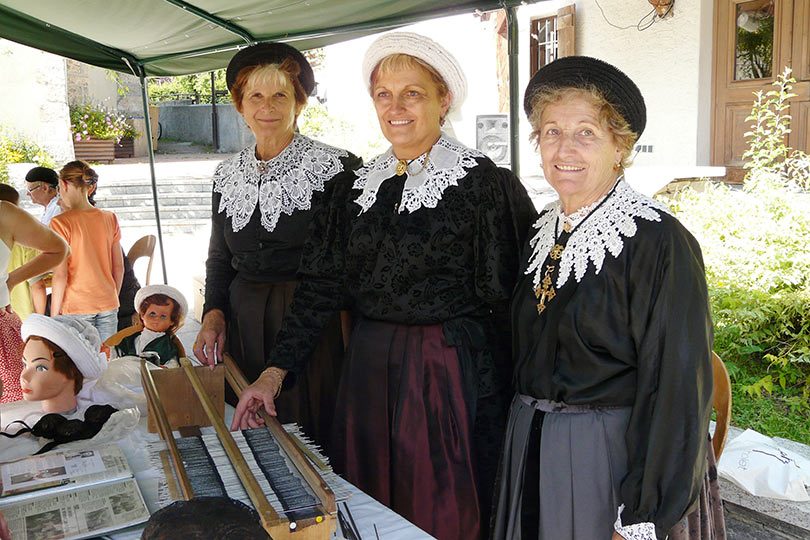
[232,32,536,540]
[492,56,725,540]
[194,43,360,450]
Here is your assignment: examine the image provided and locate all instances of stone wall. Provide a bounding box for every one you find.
[0,40,73,163]
[157,103,253,153]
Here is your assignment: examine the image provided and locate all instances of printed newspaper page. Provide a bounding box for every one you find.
[0,477,149,540]
[0,445,131,502]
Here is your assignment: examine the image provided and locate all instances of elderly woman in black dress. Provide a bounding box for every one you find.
[492,56,725,540]
[233,32,536,540]
[194,43,360,450]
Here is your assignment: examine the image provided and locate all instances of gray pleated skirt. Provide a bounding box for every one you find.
[492,394,633,540]
[492,395,726,540]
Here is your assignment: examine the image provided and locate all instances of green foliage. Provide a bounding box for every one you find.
[70,103,139,142]
[666,70,810,443]
[148,70,229,104]
[299,101,387,161]
[0,160,8,184]
[0,127,56,168]
[743,67,810,190]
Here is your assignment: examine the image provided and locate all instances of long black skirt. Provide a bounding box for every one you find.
[227,276,344,453]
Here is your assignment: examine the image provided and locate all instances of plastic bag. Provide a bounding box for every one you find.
[717,428,810,501]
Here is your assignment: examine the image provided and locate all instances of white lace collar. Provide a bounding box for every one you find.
[213,134,349,232]
[352,133,484,214]
[526,179,672,290]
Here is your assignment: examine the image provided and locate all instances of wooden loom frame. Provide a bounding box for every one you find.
[140,356,336,539]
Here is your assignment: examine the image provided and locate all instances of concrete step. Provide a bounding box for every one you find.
[117,218,210,233]
[95,181,211,197]
[95,192,212,208]
[97,205,210,221]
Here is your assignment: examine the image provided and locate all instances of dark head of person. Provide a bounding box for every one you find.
[226,43,314,133]
[141,497,270,540]
[24,166,59,207]
[523,56,646,214]
[0,184,20,205]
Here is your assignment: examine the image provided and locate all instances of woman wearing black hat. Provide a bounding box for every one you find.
[492,56,725,540]
[194,42,361,451]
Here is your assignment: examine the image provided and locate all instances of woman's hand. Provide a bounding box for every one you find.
[230,368,286,431]
[194,309,226,366]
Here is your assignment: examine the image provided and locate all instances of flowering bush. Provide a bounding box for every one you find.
[69,103,139,142]
[0,126,56,168]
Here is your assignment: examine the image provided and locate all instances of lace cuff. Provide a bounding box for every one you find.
[614,505,657,540]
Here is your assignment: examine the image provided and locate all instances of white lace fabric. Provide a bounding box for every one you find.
[213,134,349,233]
[352,134,484,214]
[614,505,657,540]
[526,179,673,290]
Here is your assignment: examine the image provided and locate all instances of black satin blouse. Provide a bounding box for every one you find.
[512,204,714,537]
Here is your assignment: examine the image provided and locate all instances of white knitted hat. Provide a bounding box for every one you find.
[22,315,107,380]
[134,285,188,320]
[362,31,468,110]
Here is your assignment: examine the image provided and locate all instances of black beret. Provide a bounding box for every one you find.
[142,497,270,540]
[226,42,315,95]
[25,166,59,186]
[523,56,646,137]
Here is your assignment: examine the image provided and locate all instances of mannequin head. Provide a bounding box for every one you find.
[138,294,182,335]
[20,314,107,414]
[21,336,83,413]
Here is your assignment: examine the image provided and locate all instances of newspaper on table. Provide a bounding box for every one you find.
[0,444,150,540]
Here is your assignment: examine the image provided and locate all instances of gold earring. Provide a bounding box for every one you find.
[613,161,621,171]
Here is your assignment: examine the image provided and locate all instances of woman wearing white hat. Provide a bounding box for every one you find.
[233,32,536,540]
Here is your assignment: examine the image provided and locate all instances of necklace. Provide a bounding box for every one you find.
[534,180,620,315]
[395,146,432,177]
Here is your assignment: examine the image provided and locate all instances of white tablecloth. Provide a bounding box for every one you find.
[0,399,435,540]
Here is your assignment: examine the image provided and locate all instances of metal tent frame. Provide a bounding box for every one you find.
[0,0,533,283]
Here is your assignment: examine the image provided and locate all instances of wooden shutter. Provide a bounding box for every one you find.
[557,5,576,58]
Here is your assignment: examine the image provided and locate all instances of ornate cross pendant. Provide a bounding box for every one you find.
[534,264,556,314]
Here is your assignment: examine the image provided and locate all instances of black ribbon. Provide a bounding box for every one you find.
[1,404,118,455]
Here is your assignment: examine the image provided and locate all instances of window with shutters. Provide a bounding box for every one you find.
[530,16,557,76]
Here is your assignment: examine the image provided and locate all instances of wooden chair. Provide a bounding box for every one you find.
[105,324,186,358]
[127,235,156,286]
[712,351,732,459]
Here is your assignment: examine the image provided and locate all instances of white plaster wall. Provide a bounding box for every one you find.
[0,40,73,164]
[320,13,502,159]
[516,0,715,177]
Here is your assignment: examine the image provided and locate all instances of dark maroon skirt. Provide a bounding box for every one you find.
[332,317,482,540]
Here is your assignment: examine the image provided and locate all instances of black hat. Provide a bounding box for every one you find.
[142,497,270,540]
[523,56,646,137]
[25,166,59,187]
[225,42,315,95]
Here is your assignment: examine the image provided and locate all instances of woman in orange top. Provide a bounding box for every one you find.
[50,161,124,342]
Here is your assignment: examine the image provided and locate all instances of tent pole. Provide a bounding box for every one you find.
[504,4,520,176]
[138,71,169,284]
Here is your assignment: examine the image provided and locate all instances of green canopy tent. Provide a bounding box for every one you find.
[0,0,533,283]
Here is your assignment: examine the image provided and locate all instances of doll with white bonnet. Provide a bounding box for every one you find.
[114,285,187,366]
[20,314,107,415]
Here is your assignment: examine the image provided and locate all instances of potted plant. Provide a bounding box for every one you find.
[70,103,139,163]
[114,122,140,158]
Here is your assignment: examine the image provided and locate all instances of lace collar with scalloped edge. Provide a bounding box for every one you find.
[525,178,673,290]
[352,133,484,214]
[212,134,349,233]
